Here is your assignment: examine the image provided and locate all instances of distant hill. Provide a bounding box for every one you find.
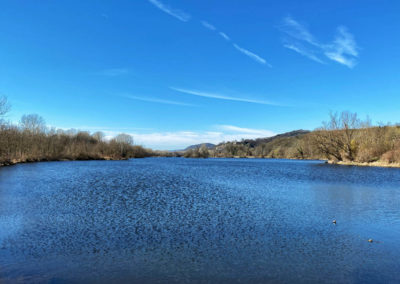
[179,111,400,165]
[220,129,310,148]
[203,129,312,158]
[184,143,216,151]
[182,130,309,152]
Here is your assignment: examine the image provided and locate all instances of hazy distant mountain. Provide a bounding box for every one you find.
[184,143,216,151]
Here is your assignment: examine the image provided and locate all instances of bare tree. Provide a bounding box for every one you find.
[92,131,105,142]
[0,96,10,122]
[312,111,362,161]
[20,114,46,134]
[112,133,134,157]
[114,133,133,145]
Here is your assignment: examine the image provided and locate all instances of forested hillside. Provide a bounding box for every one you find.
[184,112,400,166]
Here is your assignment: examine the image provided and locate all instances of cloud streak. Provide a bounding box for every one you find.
[280,16,359,68]
[233,44,270,66]
[101,126,275,150]
[324,26,358,68]
[170,87,278,106]
[199,20,269,65]
[200,20,231,41]
[147,0,190,22]
[122,94,196,107]
[217,125,275,137]
[284,43,325,64]
[282,17,320,47]
[201,21,216,31]
[219,32,230,41]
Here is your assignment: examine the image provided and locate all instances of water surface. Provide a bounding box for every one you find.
[0,158,399,283]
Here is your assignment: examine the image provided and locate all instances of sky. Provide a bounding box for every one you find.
[1,0,400,150]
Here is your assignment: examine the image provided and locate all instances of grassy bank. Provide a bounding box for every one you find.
[0,156,131,167]
[327,160,400,168]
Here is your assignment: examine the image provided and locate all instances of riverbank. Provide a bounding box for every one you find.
[2,155,400,169]
[0,156,130,167]
[187,155,400,169]
[206,155,400,168]
[327,160,400,168]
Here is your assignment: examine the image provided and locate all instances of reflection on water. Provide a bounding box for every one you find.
[0,158,399,283]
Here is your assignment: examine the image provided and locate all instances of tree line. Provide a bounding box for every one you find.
[2,94,399,166]
[0,97,152,166]
[186,111,400,165]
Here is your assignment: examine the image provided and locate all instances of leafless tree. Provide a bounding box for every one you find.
[20,114,46,134]
[312,111,362,161]
[0,96,10,121]
[114,133,133,145]
[92,131,105,142]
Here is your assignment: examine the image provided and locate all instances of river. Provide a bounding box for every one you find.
[0,158,399,283]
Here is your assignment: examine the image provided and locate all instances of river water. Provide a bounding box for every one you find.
[0,158,399,283]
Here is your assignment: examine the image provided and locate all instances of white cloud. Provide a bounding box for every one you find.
[147,0,191,22]
[170,87,279,106]
[200,20,270,65]
[284,43,325,64]
[282,17,320,47]
[56,126,153,132]
[280,16,359,68]
[233,43,271,66]
[219,32,230,41]
[103,127,275,150]
[324,26,358,68]
[217,125,275,136]
[53,124,275,150]
[199,16,274,67]
[122,94,196,107]
[201,21,216,31]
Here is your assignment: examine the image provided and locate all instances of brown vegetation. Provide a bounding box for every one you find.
[2,95,399,168]
[0,97,152,166]
[184,144,210,158]
[187,111,400,166]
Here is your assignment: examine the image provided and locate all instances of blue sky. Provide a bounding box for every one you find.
[1,0,399,149]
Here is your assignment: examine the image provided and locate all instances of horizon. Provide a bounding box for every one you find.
[2,1,400,150]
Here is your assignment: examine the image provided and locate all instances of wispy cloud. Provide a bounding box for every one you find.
[122,94,196,107]
[233,44,271,66]
[199,19,269,65]
[201,21,216,31]
[200,20,230,41]
[282,17,320,47]
[219,32,230,41]
[217,125,275,137]
[56,126,153,132]
[284,43,325,64]
[52,123,275,150]
[324,26,358,68]
[280,16,359,68]
[170,87,278,106]
[147,0,190,22]
[101,126,275,150]
[97,68,129,77]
